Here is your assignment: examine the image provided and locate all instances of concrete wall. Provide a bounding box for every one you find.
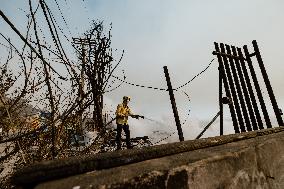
[13,127,284,189]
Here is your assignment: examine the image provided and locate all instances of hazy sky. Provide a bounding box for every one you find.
[1,0,284,141]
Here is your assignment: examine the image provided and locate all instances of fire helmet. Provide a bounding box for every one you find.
[123,96,131,101]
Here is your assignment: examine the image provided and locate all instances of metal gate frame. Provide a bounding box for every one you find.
[213,40,283,134]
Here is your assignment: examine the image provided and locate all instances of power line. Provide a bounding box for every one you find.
[146,109,190,145]
[111,58,215,92]
[175,58,215,90]
[44,3,71,43]
[111,75,167,91]
[54,0,72,36]
[152,131,176,145]
[181,109,191,125]
[141,116,178,145]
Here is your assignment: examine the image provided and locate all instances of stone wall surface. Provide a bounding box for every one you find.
[13,127,284,189]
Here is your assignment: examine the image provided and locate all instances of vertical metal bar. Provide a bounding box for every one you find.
[196,112,220,139]
[219,66,223,136]
[221,44,246,132]
[214,42,240,133]
[163,66,184,141]
[252,40,284,126]
[230,46,252,131]
[243,45,271,128]
[235,47,260,130]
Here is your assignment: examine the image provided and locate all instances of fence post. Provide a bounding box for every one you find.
[163,66,184,141]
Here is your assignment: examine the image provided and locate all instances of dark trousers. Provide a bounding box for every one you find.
[116,124,131,149]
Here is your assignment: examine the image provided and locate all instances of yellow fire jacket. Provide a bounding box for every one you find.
[115,103,133,125]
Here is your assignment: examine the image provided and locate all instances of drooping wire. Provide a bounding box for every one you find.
[54,0,72,36]
[175,58,215,90]
[181,109,191,125]
[180,90,191,125]
[140,115,178,145]
[111,58,215,92]
[104,70,126,93]
[44,3,71,43]
[152,131,176,145]
[111,75,167,91]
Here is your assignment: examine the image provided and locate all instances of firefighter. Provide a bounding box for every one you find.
[31,115,40,129]
[115,96,143,150]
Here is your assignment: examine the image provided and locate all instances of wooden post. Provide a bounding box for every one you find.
[163,66,184,141]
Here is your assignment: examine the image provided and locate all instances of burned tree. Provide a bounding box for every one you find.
[0,0,127,186]
[73,22,124,133]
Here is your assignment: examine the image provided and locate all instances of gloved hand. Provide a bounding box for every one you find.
[131,115,139,119]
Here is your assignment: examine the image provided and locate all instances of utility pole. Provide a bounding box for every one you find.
[163,66,184,142]
[72,38,89,134]
[72,36,104,132]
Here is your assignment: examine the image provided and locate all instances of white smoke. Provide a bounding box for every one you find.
[104,95,235,145]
